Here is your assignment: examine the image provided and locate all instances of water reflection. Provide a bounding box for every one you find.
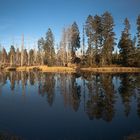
[84,74,116,121]
[0,71,140,121]
[119,73,140,117]
[38,73,55,106]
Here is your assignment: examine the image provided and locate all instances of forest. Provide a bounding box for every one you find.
[0,11,140,68]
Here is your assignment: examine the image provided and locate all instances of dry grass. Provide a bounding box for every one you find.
[39,66,76,72]
[80,67,140,73]
[5,66,140,73]
[16,65,76,73]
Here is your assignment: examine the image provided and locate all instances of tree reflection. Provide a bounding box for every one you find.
[135,74,140,117]
[0,71,7,86]
[59,73,71,107]
[38,73,55,106]
[71,74,81,112]
[84,73,116,121]
[9,71,16,90]
[0,71,139,121]
[58,73,81,112]
[119,74,136,117]
[29,72,35,85]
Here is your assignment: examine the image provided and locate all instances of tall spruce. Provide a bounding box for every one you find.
[38,37,45,52]
[136,15,140,66]
[85,15,95,66]
[93,15,103,65]
[100,12,115,65]
[29,49,35,66]
[137,15,140,48]
[70,22,80,60]
[38,37,45,65]
[118,18,134,66]
[44,28,55,66]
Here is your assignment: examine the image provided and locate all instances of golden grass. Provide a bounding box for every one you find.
[4,66,140,73]
[39,66,76,72]
[16,65,76,73]
[80,67,140,73]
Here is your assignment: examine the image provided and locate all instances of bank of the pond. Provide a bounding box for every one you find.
[16,66,76,73]
[80,67,140,73]
[3,66,140,73]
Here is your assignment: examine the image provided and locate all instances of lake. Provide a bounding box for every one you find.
[0,71,140,140]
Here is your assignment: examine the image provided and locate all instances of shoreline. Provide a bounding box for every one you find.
[3,66,140,73]
[80,67,140,73]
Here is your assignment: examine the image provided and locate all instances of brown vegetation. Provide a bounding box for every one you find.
[4,66,140,73]
[80,67,140,73]
[16,66,76,73]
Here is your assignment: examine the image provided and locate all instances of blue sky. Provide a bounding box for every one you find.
[0,0,140,51]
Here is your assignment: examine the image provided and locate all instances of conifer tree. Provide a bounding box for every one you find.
[29,49,35,66]
[100,12,115,65]
[136,15,140,66]
[71,22,80,53]
[44,28,55,66]
[118,18,134,66]
[137,15,140,48]
[85,15,95,66]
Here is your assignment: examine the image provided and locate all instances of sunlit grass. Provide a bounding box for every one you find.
[10,65,140,73]
[16,65,76,72]
[80,67,140,73]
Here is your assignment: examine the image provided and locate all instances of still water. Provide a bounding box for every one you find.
[0,71,140,140]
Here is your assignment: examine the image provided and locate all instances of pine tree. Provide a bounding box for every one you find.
[29,49,35,66]
[93,15,103,65]
[38,37,45,51]
[86,45,95,66]
[137,15,140,48]
[70,22,80,59]
[85,15,95,66]
[100,11,115,65]
[136,15,140,67]
[38,37,45,65]
[118,18,134,66]
[44,28,55,66]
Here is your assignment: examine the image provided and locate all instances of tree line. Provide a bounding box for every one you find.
[0,11,140,67]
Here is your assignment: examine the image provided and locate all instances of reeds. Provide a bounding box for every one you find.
[5,66,140,73]
[80,67,140,73]
[16,66,76,73]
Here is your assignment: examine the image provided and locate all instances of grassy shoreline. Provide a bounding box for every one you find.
[16,66,75,73]
[3,66,140,73]
[80,67,140,73]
